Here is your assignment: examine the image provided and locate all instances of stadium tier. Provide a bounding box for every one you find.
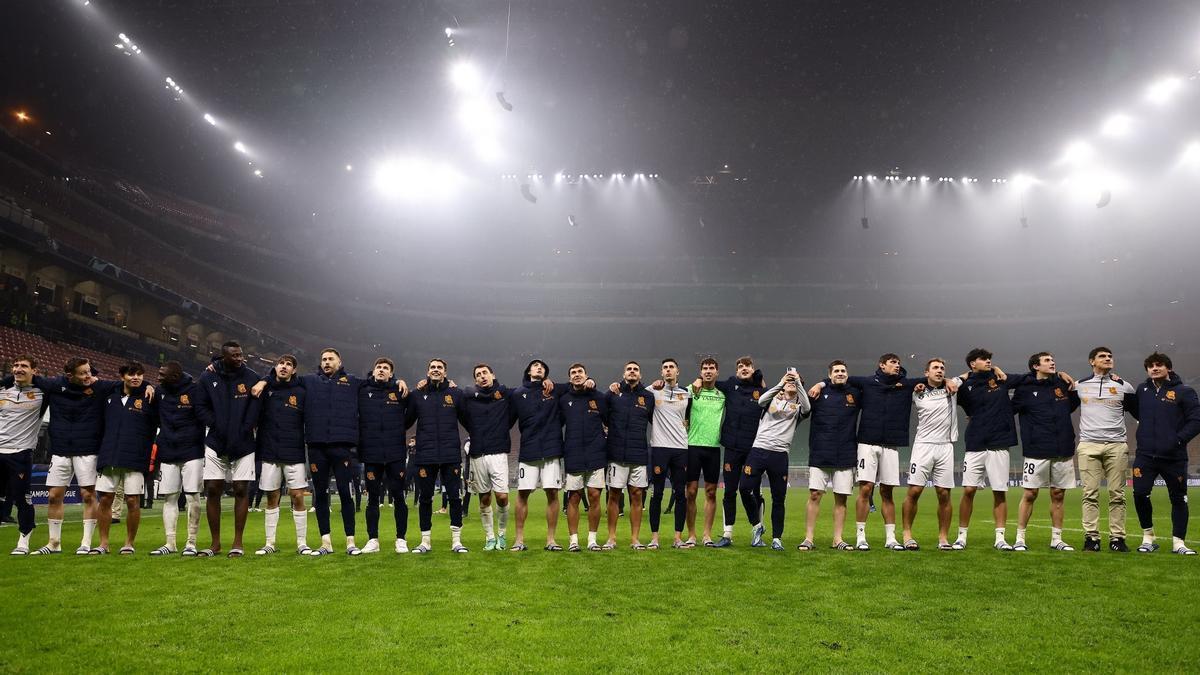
[0,325,127,377]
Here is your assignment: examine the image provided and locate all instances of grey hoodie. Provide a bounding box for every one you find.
[751,381,811,453]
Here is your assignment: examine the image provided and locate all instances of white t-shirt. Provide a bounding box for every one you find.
[648,383,690,449]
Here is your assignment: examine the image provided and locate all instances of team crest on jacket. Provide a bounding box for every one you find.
[588,400,598,410]
[444,394,454,405]
[1054,388,1065,399]
[987,378,998,390]
[339,376,349,383]
[25,391,37,400]
[845,394,855,405]
[388,392,398,401]
[1108,387,1118,395]
[134,399,143,410]
[494,390,502,400]
[288,395,298,406]
[637,396,645,406]
[83,387,93,396]
[179,394,191,405]
[1167,390,1177,401]
[237,383,247,394]
[752,391,760,400]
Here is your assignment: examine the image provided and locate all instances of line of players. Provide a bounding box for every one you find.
[1,343,1197,556]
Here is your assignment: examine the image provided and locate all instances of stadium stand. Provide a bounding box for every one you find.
[0,325,127,378]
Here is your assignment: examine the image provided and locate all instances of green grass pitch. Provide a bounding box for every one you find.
[1,488,1198,672]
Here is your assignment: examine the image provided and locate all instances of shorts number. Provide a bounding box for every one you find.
[909,463,917,475]
[519,467,525,479]
[858,459,866,470]
[1024,463,1035,475]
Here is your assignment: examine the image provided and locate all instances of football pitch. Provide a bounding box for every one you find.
[1,489,1198,672]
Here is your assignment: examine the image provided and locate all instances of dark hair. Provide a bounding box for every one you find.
[119,361,145,376]
[473,363,493,376]
[277,354,298,368]
[735,356,754,367]
[568,362,587,373]
[1144,352,1173,370]
[925,358,945,370]
[661,358,678,367]
[64,357,90,375]
[878,353,901,365]
[1027,352,1053,371]
[1088,346,1113,361]
[320,347,341,359]
[161,361,183,378]
[828,359,847,373]
[624,361,640,369]
[11,354,37,369]
[700,357,718,369]
[965,347,993,367]
[428,358,447,369]
[221,341,241,351]
[374,357,395,370]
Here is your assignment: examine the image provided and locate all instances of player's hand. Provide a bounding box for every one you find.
[144,385,156,401]
[608,382,620,394]
[993,366,1006,381]
[251,381,267,398]
[650,379,665,390]
[946,379,960,394]
[397,379,409,397]
[807,382,824,398]
[448,379,457,388]
[584,378,595,391]
[83,374,98,387]
[417,378,427,390]
[913,383,926,393]
[692,378,702,390]
[206,363,215,373]
[1058,371,1074,387]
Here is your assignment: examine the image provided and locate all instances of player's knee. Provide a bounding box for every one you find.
[496,494,509,507]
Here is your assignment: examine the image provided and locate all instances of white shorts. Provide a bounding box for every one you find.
[46,454,98,488]
[517,459,563,491]
[809,466,854,495]
[202,447,256,482]
[159,458,204,494]
[607,462,649,489]
[909,442,955,489]
[96,468,145,495]
[1021,457,1076,490]
[856,444,901,486]
[259,462,307,491]
[962,448,1010,491]
[565,468,606,492]
[468,454,510,494]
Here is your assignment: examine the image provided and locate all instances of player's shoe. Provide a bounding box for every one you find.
[31,545,61,556]
[544,543,563,552]
[885,541,906,551]
[255,545,277,556]
[902,539,919,551]
[713,536,732,548]
[952,538,966,550]
[496,534,507,551]
[225,548,243,558]
[568,542,581,552]
[647,540,660,550]
[1137,541,1160,553]
[483,538,497,552]
[411,543,432,554]
[1109,537,1129,553]
[993,541,1013,551]
[450,544,469,554]
[601,542,616,551]
[394,539,409,554]
[89,546,109,555]
[937,542,955,551]
[749,523,765,547]
[510,542,528,552]
[832,541,853,550]
[75,545,92,555]
[1050,541,1074,552]
[797,540,814,551]
[346,545,361,556]
[308,546,334,556]
[1083,536,1101,552]
[683,538,697,548]
[1173,545,1197,555]
[588,543,603,551]
[703,538,716,547]
[181,544,198,557]
[10,546,29,556]
[855,540,870,551]
[149,545,176,556]
[770,538,784,551]
[119,546,136,555]
[360,539,381,554]
[296,545,312,555]
[1012,541,1028,552]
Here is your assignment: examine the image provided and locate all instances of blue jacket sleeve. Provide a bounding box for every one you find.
[1176,387,1200,446]
[194,377,216,428]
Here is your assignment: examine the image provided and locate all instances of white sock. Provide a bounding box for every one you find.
[264,507,280,547]
[321,534,332,550]
[421,530,432,548]
[569,533,579,547]
[162,495,179,549]
[450,526,462,548]
[958,526,969,542]
[884,524,897,543]
[1173,536,1187,550]
[1050,527,1063,545]
[480,506,495,539]
[994,527,1006,544]
[293,510,308,549]
[17,532,31,550]
[81,519,96,549]
[1016,528,1027,543]
[855,522,866,541]
[346,535,357,550]
[185,494,201,545]
[1143,528,1156,545]
[497,503,509,535]
[587,530,597,547]
[723,525,733,538]
[48,519,63,548]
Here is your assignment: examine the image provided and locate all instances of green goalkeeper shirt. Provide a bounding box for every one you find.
[687,385,725,447]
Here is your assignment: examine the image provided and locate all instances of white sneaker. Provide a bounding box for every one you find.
[395,539,409,554]
[360,538,381,554]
